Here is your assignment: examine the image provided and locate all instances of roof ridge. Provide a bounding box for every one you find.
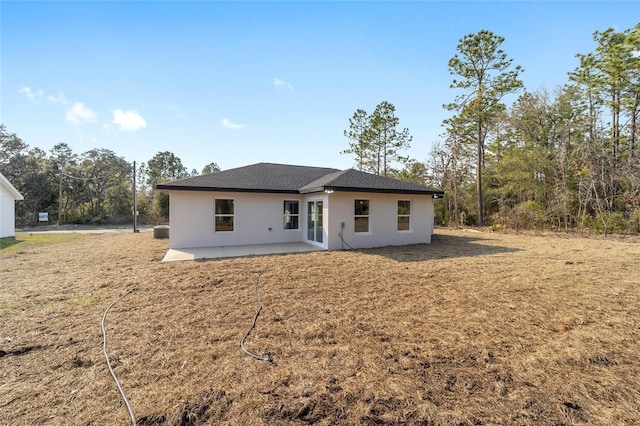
[257,162,338,169]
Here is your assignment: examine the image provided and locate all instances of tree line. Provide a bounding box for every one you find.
[4,25,638,234]
[0,126,218,227]
[342,24,640,234]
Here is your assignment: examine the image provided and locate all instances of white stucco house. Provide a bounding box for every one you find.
[157,163,443,254]
[0,172,24,238]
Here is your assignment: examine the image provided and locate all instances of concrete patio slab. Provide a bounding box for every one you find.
[162,242,323,262]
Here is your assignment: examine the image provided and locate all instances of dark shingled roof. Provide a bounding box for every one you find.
[156,163,340,193]
[157,162,444,196]
[300,168,442,194]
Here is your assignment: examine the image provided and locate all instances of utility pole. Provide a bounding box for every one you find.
[133,161,139,233]
[58,165,63,226]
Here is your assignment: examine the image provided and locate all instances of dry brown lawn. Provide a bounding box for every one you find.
[1,228,639,425]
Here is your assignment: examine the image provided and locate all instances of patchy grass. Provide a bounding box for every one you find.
[0,237,20,250]
[0,229,639,425]
[0,232,84,253]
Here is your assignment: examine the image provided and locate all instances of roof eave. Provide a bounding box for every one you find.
[299,186,325,194]
[0,177,24,200]
[155,185,300,194]
[326,186,444,196]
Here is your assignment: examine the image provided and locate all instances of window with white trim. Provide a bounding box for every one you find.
[354,199,370,233]
[214,198,234,232]
[283,200,299,229]
[397,200,411,231]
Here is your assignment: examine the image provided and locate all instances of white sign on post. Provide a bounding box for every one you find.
[39,212,49,222]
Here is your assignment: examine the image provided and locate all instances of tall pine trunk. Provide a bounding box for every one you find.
[477,117,484,226]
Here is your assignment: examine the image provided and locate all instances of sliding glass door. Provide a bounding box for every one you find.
[307,200,323,243]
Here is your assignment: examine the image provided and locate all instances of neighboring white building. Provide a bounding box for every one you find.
[0,172,24,238]
[157,163,443,252]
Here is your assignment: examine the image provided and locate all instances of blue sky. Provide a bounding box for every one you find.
[2,1,639,173]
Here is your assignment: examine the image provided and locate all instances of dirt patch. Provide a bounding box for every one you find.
[1,228,639,424]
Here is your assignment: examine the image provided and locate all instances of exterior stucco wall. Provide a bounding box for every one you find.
[168,191,304,249]
[0,186,17,238]
[168,190,436,250]
[324,192,434,250]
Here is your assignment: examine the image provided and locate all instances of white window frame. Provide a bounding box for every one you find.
[354,199,371,234]
[283,200,299,230]
[214,198,234,232]
[397,199,411,232]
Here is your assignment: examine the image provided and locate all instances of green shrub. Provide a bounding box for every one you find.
[512,200,549,230]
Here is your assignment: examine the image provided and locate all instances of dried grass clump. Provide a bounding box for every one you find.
[1,229,639,425]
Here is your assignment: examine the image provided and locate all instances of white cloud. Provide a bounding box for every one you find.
[19,86,43,101]
[46,93,70,104]
[221,118,245,130]
[66,102,97,125]
[112,109,147,132]
[273,78,294,90]
[20,86,71,105]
